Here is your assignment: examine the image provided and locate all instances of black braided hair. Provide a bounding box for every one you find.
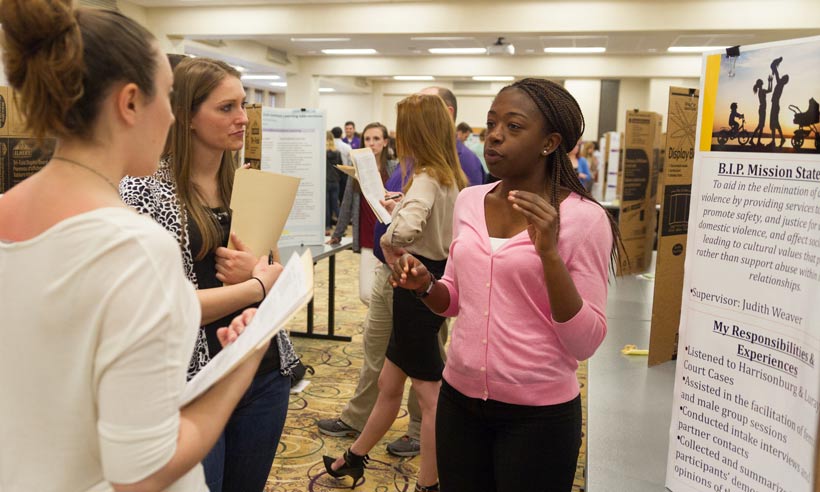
[503,78,623,270]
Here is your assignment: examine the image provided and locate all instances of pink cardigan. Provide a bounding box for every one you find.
[438,183,612,406]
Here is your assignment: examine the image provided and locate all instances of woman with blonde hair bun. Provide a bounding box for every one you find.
[0,1,266,491]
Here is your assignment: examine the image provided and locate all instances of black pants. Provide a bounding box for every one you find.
[436,380,582,492]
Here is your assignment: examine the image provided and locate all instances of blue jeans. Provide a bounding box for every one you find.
[203,369,290,492]
[326,181,340,228]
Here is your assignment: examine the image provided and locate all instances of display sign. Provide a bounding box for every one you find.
[649,87,699,367]
[666,36,820,492]
[246,106,326,247]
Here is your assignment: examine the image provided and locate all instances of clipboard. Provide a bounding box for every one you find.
[349,148,392,224]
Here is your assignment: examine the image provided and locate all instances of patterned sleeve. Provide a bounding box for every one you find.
[120,175,159,220]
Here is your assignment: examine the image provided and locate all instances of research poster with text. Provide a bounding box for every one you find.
[259,107,325,247]
[666,36,820,492]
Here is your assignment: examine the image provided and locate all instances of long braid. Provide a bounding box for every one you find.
[506,78,623,270]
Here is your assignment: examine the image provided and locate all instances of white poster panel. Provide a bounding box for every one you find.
[604,131,622,202]
[666,36,820,492]
[259,107,325,247]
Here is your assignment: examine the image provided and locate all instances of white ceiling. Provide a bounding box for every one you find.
[114,0,820,88]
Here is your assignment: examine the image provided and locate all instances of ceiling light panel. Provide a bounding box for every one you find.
[321,48,378,55]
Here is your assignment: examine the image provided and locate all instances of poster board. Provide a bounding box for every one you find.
[666,36,820,492]
[245,106,325,247]
[603,131,623,203]
[648,87,700,367]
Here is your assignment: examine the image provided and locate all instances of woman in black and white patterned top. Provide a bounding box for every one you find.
[121,56,298,492]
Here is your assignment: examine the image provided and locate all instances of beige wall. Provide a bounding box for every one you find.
[565,79,602,141]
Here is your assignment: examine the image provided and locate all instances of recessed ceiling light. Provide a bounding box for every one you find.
[269,82,287,87]
[319,87,335,93]
[525,49,535,54]
[543,47,606,54]
[428,47,487,55]
[291,37,351,42]
[393,76,435,81]
[411,37,472,41]
[472,76,515,82]
[241,74,281,80]
[668,46,728,53]
[321,48,378,55]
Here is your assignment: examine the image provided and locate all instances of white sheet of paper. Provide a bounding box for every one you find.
[350,148,392,224]
[180,250,314,406]
[290,379,311,394]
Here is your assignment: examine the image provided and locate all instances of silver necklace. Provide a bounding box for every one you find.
[51,156,120,194]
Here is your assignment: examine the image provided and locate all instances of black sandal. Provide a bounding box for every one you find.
[322,448,370,489]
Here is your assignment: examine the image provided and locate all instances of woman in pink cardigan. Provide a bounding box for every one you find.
[390,78,620,492]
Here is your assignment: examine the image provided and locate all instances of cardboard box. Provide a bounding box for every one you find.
[244,103,262,160]
[0,86,10,137]
[617,110,662,275]
[1,137,55,193]
[648,87,699,366]
[7,90,29,137]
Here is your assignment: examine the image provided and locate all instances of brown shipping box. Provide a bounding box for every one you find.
[0,86,55,193]
[1,137,55,193]
[244,104,262,162]
[0,86,10,137]
[617,110,662,275]
[648,87,699,366]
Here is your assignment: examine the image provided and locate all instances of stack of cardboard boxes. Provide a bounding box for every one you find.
[0,86,56,193]
[243,103,263,169]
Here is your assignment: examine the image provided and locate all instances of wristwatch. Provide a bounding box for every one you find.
[414,273,436,298]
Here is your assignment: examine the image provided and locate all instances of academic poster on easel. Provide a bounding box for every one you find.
[666,36,820,492]
[258,107,326,247]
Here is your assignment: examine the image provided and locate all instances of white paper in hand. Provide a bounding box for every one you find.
[180,250,314,406]
[350,148,392,224]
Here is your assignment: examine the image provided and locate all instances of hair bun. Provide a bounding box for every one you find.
[0,0,76,56]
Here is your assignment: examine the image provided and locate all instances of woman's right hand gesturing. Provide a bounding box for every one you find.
[389,253,430,290]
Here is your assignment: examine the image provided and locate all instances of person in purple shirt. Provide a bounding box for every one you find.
[419,87,486,186]
[342,120,362,149]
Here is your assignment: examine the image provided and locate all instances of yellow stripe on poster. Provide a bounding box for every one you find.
[699,54,721,151]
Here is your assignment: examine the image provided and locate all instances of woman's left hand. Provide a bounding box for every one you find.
[508,190,559,258]
[379,233,406,265]
[215,232,257,284]
[216,308,257,347]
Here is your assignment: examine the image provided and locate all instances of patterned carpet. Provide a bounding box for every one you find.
[266,249,587,491]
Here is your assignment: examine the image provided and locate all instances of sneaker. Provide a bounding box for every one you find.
[317,418,360,437]
[386,435,421,457]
